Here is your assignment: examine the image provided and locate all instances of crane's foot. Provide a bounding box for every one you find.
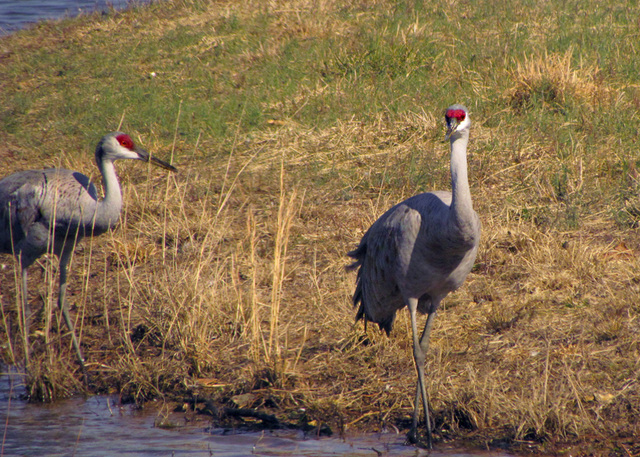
[79,361,89,386]
[405,429,433,450]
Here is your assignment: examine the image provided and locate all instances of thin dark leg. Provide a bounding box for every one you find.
[418,311,437,443]
[20,264,31,368]
[407,298,433,449]
[58,248,86,376]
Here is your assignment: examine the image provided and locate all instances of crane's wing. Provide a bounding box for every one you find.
[0,169,100,259]
[34,170,98,232]
[347,201,423,335]
[0,171,43,254]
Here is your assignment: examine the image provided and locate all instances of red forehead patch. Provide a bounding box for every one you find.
[116,134,135,150]
[446,109,466,121]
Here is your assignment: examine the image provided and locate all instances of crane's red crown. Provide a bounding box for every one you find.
[446,109,466,121]
[116,134,135,150]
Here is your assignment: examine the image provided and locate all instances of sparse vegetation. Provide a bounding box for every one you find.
[1,0,640,455]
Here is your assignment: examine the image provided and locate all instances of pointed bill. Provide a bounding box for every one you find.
[135,148,177,172]
[445,118,459,141]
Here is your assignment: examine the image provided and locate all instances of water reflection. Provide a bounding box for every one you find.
[0,372,505,457]
[0,0,150,34]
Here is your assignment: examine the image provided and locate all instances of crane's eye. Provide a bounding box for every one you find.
[116,134,135,150]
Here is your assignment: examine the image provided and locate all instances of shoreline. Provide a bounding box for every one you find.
[0,0,153,36]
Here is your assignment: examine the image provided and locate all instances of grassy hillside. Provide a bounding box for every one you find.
[1,0,639,454]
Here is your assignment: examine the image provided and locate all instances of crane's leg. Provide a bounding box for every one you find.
[406,297,433,449]
[19,263,31,367]
[58,248,86,374]
[417,310,437,428]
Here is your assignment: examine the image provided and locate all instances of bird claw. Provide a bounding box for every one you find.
[405,429,433,450]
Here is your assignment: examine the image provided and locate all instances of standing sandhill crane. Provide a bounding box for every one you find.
[347,105,480,448]
[0,132,177,371]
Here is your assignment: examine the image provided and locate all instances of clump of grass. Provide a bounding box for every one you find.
[24,352,83,401]
[507,48,609,112]
[484,302,530,334]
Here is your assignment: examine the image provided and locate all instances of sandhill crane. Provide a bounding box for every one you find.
[0,132,177,372]
[347,105,480,448]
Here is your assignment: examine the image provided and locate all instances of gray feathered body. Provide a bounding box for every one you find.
[0,168,118,266]
[348,190,480,334]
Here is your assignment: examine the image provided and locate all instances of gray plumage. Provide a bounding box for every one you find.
[347,105,480,448]
[0,132,176,371]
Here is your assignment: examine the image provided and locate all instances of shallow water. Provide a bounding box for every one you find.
[0,372,510,457]
[0,0,150,34]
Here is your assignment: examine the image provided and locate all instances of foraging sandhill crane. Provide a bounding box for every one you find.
[347,105,480,448]
[0,132,177,371]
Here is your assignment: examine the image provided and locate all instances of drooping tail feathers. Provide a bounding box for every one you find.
[346,242,394,336]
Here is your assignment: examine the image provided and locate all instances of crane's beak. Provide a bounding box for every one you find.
[445,118,459,141]
[136,148,177,172]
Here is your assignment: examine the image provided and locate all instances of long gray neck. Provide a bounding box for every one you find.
[449,129,473,224]
[93,159,123,232]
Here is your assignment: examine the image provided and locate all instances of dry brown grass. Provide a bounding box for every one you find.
[507,48,612,112]
[8,111,632,452]
[2,108,639,454]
